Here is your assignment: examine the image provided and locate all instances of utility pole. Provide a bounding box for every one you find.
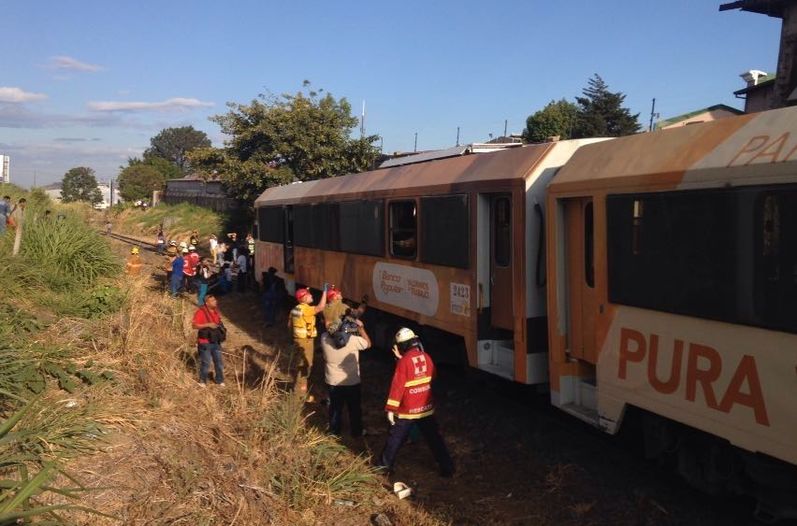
[109,179,114,207]
[414,132,418,153]
[648,98,659,132]
[360,100,366,139]
[504,119,508,137]
[456,126,460,147]
[12,201,24,256]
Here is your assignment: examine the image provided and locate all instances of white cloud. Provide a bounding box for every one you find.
[87,97,214,112]
[48,55,103,72]
[0,87,47,103]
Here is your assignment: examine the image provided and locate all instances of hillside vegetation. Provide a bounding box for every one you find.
[0,187,442,525]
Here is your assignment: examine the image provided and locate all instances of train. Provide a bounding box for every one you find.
[254,106,797,520]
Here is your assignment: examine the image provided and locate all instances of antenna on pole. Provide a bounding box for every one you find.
[648,98,660,132]
[456,126,460,147]
[360,100,366,139]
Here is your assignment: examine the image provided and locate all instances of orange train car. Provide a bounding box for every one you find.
[254,139,604,384]
[546,106,797,520]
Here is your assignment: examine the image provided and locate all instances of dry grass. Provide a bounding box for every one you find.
[55,277,446,526]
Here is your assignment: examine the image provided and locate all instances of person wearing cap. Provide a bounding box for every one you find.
[183,245,198,293]
[190,230,199,247]
[322,287,346,331]
[125,246,143,276]
[376,328,454,477]
[320,314,372,437]
[288,284,328,400]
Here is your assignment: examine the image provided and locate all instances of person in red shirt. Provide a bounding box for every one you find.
[376,328,454,477]
[191,294,225,387]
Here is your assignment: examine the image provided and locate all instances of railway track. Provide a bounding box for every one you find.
[104,231,157,251]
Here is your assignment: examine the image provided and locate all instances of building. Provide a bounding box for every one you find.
[0,155,9,184]
[41,181,121,209]
[162,174,237,212]
[655,104,744,129]
[721,0,797,110]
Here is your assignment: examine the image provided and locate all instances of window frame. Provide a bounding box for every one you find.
[388,199,418,260]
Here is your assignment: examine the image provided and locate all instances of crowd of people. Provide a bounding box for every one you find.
[127,225,454,478]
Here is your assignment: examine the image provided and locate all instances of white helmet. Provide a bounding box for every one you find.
[179,241,188,249]
[188,245,196,251]
[394,327,421,353]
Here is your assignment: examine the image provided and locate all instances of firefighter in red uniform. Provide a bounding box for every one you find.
[376,328,455,477]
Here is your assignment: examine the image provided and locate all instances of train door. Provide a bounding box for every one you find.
[283,205,294,273]
[564,198,597,363]
[491,194,514,330]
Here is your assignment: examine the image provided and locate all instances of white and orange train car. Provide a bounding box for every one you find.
[255,106,797,518]
[546,106,797,519]
[254,138,604,383]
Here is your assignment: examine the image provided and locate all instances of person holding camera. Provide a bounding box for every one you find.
[321,310,372,437]
[192,294,226,387]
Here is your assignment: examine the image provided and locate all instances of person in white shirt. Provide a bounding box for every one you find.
[235,249,248,292]
[320,315,372,437]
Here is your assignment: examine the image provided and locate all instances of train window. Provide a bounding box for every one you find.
[257,206,284,243]
[340,200,385,256]
[390,200,417,258]
[584,201,594,288]
[318,203,340,251]
[293,204,317,248]
[421,195,469,268]
[494,197,511,267]
[608,190,737,324]
[753,189,797,333]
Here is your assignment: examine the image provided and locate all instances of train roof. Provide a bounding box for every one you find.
[550,105,797,194]
[255,139,599,206]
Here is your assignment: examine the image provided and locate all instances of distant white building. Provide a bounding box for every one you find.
[41,181,122,209]
[0,155,9,184]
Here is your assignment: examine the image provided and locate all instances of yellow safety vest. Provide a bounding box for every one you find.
[291,303,317,339]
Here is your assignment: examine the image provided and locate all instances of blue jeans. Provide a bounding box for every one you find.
[197,283,208,305]
[170,273,183,296]
[198,343,224,384]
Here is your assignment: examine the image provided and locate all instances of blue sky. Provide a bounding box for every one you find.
[0,0,781,187]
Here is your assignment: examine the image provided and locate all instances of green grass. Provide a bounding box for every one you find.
[114,202,225,241]
[0,187,122,524]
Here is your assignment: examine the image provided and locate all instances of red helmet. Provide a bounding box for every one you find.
[295,288,311,302]
[326,287,342,302]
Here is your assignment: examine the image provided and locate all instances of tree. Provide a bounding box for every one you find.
[61,167,102,205]
[522,99,578,143]
[572,74,641,138]
[189,82,381,202]
[144,126,211,172]
[117,163,166,201]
